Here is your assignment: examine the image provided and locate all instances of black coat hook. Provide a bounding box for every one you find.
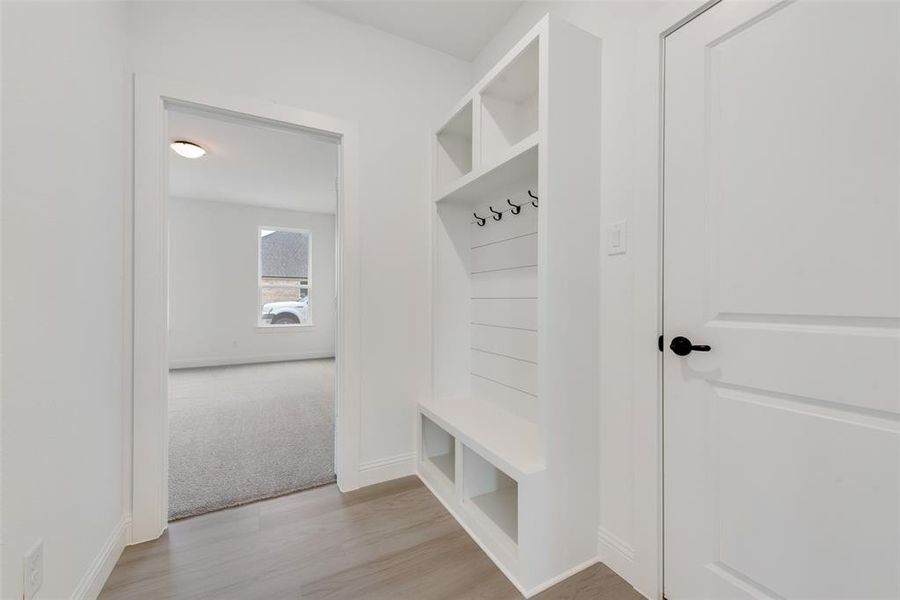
[506,198,522,215]
[489,206,503,221]
[473,212,486,227]
[527,190,539,207]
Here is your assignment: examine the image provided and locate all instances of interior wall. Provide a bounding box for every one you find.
[168,197,336,368]
[1,2,131,598]
[472,4,667,597]
[0,1,675,597]
[128,2,472,472]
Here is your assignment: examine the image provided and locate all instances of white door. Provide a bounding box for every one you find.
[663,2,900,599]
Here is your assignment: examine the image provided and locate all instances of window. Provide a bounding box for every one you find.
[258,227,312,326]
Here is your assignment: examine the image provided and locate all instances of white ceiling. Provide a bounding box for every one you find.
[167,107,339,214]
[310,1,523,61]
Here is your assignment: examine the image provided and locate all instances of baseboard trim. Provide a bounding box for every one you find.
[597,525,636,561]
[169,352,335,370]
[597,525,639,592]
[71,514,130,600]
[357,452,416,487]
[523,556,601,598]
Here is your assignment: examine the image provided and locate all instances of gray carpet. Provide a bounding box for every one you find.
[168,359,335,520]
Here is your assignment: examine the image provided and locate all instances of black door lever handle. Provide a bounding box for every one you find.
[669,336,711,356]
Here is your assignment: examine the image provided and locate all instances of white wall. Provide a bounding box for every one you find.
[1,2,131,598]
[473,4,667,598]
[0,1,470,594]
[128,2,471,473]
[0,1,677,597]
[168,197,335,368]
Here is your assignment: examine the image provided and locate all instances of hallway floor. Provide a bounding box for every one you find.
[101,477,641,599]
[168,359,336,520]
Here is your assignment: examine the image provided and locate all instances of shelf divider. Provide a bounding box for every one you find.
[434,132,539,205]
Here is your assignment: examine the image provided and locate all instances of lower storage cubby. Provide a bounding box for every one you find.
[421,415,455,484]
[463,445,518,545]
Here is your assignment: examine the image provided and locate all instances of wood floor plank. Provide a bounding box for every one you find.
[101,477,642,600]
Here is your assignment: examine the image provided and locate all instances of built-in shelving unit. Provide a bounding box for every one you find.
[419,14,602,598]
[421,415,455,484]
[435,101,473,191]
[480,38,539,165]
[420,397,541,480]
[435,133,538,204]
[464,446,518,546]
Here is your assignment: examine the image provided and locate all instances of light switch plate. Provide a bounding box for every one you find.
[608,220,627,255]
[23,540,43,600]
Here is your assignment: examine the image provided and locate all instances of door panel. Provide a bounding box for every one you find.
[708,2,900,320]
[716,391,898,600]
[664,2,900,599]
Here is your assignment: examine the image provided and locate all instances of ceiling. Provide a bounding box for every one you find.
[310,1,523,61]
[167,107,339,214]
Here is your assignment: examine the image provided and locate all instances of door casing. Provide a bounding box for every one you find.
[131,76,362,544]
[623,2,723,598]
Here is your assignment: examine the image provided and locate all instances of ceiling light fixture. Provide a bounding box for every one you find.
[170,140,207,159]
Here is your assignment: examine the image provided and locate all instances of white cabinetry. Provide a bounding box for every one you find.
[418,15,602,596]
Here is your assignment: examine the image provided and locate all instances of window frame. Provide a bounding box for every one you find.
[257,224,313,329]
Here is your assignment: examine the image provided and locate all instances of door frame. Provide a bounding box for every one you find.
[629,2,721,598]
[130,75,362,543]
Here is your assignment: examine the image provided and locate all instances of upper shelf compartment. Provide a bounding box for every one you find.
[432,26,542,205]
[435,101,474,191]
[434,132,538,205]
[480,38,539,166]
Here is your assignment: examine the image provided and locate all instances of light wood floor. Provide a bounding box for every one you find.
[101,476,642,599]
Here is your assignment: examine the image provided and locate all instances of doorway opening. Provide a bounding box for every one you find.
[165,104,340,520]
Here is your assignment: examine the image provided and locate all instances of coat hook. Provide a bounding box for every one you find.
[527,190,539,207]
[506,198,522,215]
[489,206,503,221]
[473,211,486,227]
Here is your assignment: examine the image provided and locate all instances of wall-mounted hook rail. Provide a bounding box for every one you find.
[469,191,537,225]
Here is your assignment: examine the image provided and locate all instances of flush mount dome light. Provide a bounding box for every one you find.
[170,140,207,159]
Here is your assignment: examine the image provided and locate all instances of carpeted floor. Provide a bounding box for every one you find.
[168,359,335,520]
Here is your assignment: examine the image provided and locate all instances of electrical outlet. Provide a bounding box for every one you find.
[23,540,43,600]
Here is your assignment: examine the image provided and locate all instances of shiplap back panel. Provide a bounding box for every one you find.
[472,267,538,298]
[471,298,537,330]
[471,349,537,395]
[471,234,537,273]
[471,324,537,362]
[471,375,539,422]
[469,194,538,422]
